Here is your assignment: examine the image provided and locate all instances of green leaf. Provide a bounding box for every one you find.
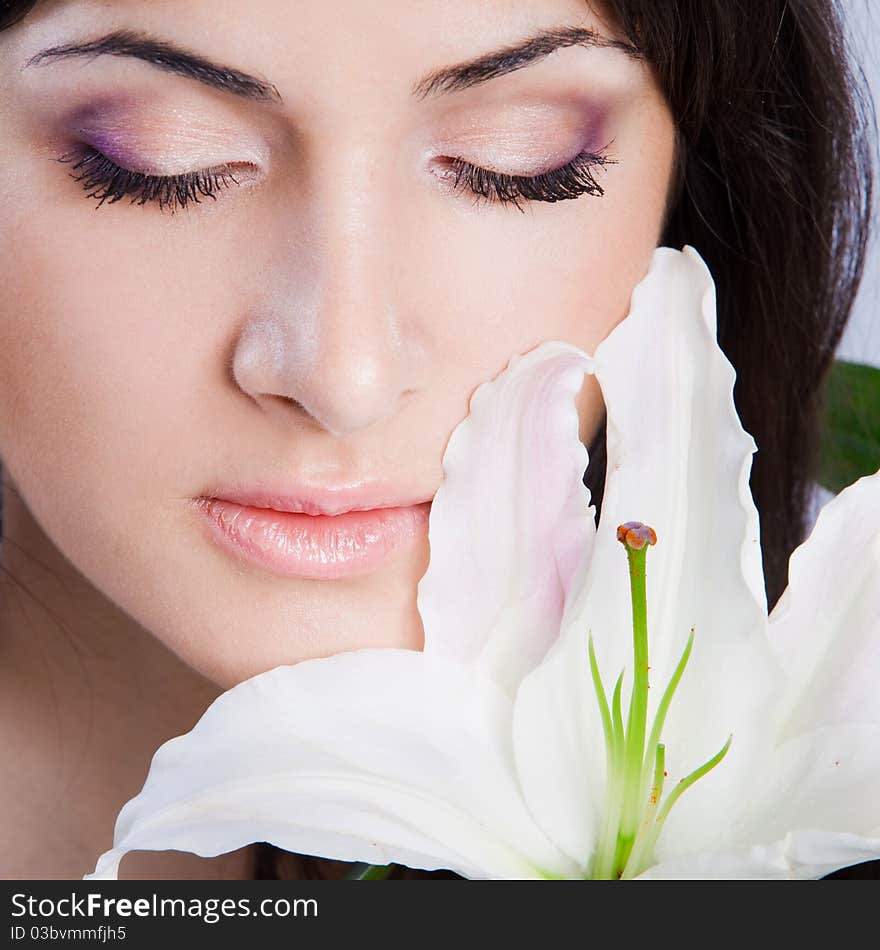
[343,862,396,880]
[819,360,880,494]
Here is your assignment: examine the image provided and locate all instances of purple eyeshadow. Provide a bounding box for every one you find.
[64,99,149,169]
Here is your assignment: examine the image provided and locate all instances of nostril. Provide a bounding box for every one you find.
[273,394,306,413]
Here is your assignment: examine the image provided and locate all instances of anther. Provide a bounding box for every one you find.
[616,522,658,551]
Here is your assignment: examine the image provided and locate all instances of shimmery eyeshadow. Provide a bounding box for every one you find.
[60,96,270,175]
[83,126,146,169]
[65,99,159,170]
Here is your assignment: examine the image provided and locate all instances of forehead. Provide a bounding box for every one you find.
[14,0,628,100]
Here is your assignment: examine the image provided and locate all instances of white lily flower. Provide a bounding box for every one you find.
[85,246,880,881]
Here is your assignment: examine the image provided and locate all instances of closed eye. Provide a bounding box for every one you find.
[438,142,617,212]
[57,140,616,216]
[57,146,249,214]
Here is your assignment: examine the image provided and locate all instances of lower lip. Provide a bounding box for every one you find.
[195,498,431,579]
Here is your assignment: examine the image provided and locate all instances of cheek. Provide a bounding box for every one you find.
[0,209,427,689]
[0,157,259,522]
[419,145,670,427]
[0,210,222,635]
[0,220,196,512]
[0,99,673,687]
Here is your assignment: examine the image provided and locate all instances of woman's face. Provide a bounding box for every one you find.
[0,0,675,688]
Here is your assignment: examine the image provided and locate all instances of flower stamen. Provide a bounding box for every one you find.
[586,523,733,880]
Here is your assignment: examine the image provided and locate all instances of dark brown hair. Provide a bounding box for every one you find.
[0,0,876,880]
[584,0,876,612]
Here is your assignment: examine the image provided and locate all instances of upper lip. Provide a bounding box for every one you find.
[203,480,436,517]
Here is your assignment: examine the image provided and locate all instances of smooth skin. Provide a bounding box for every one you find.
[0,0,676,878]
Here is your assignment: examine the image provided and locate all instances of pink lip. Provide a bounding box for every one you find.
[194,488,432,580]
[204,483,433,517]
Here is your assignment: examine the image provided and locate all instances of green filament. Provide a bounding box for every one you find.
[346,862,395,880]
[587,524,733,880]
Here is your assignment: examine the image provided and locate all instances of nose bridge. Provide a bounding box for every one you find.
[307,142,410,418]
[236,137,425,437]
[316,143,393,348]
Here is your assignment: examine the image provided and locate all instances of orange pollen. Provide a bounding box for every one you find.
[616,522,658,550]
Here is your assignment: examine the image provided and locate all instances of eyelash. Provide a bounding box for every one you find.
[441,144,617,213]
[57,147,243,214]
[57,141,616,215]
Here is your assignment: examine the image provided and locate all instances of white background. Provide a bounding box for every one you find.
[839,0,880,367]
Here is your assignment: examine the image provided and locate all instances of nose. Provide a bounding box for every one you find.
[232,159,426,437]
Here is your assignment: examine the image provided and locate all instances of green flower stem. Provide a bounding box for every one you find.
[591,667,627,880]
[345,862,396,880]
[588,636,620,880]
[588,636,615,775]
[655,735,732,829]
[611,672,626,765]
[586,522,732,879]
[616,543,650,863]
[620,743,666,880]
[639,735,733,865]
[640,630,694,795]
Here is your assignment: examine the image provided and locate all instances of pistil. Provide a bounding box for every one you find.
[587,522,732,879]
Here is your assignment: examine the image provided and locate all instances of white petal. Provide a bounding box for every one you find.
[769,468,880,733]
[636,842,792,879]
[417,341,595,693]
[84,650,577,881]
[512,247,783,866]
[512,632,605,868]
[745,723,880,843]
[655,722,880,868]
[780,831,880,877]
[563,246,779,787]
[640,831,880,880]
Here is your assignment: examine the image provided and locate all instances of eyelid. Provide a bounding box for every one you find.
[67,103,273,173]
[429,97,611,162]
[57,145,254,212]
[436,141,617,211]
[57,136,614,215]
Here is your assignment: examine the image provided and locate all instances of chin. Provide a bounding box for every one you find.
[149,552,429,693]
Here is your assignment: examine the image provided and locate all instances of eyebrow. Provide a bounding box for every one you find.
[24,28,284,104]
[24,24,642,106]
[412,25,642,100]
